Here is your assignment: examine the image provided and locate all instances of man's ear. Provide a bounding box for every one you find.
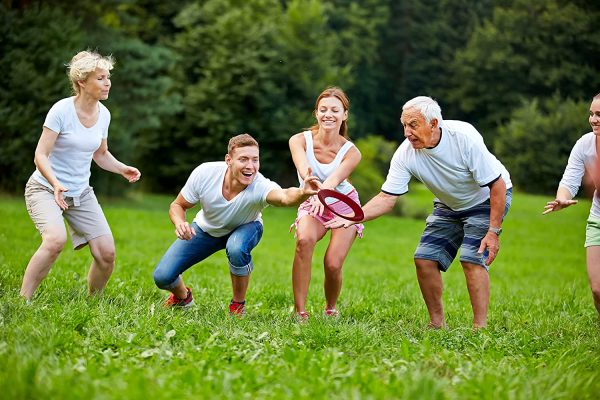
[430,118,439,129]
[225,153,231,165]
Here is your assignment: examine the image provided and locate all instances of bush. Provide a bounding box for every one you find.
[352,135,422,217]
[495,96,590,195]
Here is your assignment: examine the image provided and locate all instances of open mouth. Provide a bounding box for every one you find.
[242,171,253,178]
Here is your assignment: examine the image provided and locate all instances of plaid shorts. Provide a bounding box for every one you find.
[414,189,512,271]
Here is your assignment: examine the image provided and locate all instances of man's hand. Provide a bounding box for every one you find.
[175,221,196,241]
[543,198,577,214]
[301,174,322,196]
[478,231,499,265]
[324,215,355,229]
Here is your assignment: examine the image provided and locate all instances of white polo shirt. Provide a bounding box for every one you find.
[181,162,281,237]
[381,120,512,211]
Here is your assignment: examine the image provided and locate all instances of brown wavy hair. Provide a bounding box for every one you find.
[309,86,350,139]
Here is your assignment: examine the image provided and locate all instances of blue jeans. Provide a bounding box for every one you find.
[153,221,263,290]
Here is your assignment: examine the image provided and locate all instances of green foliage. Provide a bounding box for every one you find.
[495,96,590,194]
[2,0,600,196]
[448,0,600,137]
[352,135,404,214]
[1,192,600,398]
[89,34,181,195]
[0,5,84,192]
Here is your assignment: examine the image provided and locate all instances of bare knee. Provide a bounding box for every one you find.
[95,246,115,269]
[324,261,342,276]
[415,259,439,273]
[324,254,343,275]
[41,231,67,257]
[296,235,317,254]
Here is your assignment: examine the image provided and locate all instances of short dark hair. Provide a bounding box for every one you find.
[227,133,259,155]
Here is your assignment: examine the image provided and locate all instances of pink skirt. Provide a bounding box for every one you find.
[290,189,364,238]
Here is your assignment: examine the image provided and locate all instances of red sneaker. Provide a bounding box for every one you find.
[164,287,194,308]
[229,300,246,316]
[324,308,339,318]
[295,311,309,323]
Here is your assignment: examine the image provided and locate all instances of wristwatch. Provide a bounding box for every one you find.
[488,226,502,236]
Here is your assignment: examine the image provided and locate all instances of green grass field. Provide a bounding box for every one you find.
[0,189,599,399]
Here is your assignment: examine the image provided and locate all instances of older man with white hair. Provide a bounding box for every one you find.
[327,96,512,328]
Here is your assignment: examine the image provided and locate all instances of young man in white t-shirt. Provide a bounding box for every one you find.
[153,134,320,315]
[327,96,512,329]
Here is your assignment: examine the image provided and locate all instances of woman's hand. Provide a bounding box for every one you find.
[308,195,325,217]
[121,166,141,183]
[53,183,69,210]
[543,198,578,214]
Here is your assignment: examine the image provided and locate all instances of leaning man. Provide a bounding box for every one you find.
[327,96,512,328]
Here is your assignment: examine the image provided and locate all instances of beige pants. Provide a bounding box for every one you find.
[25,178,112,249]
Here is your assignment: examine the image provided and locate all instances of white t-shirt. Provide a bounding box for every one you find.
[31,97,110,197]
[296,131,356,196]
[382,120,512,211]
[559,132,600,218]
[181,162,281,237]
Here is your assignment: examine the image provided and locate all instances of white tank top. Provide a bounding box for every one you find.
[297,130,355,195]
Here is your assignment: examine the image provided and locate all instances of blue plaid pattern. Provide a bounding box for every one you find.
[414,189,512,271]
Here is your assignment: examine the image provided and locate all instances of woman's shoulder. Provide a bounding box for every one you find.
[289,131,310,145]
[98,101,110,115]
[574,132,595,147]
[48,97,75,112]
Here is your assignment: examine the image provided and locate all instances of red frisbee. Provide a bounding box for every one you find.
[317,189,364,222]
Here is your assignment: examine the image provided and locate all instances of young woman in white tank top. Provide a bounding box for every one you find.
[288,87,363,321]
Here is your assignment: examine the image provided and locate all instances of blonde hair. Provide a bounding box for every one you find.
[67,50,114,94]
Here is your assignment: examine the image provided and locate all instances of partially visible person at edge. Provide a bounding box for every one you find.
[22,50,141,300]
[326,96,511,329]
[289,86,363,321]
[153,134,320,315]
[543,92,600,316]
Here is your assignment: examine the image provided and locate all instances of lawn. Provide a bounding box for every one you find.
[0,188,598,399]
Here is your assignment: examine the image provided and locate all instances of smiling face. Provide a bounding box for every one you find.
[315,96,348,133]
[400,107,438,149]
[79,68,111,100]
[225,145,260,187]
[590,98,600,136]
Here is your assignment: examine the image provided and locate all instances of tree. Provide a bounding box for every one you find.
[495,96,590,194]
[0,4,85,192]
[448,0,600,139]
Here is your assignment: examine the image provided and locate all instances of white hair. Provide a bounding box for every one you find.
[402,96,443,124]
[67,50,114,94]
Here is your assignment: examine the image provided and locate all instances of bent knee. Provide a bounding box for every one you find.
[324,260,343,275]
[296,235,317,253]
[415,258,438,270]
[153,268,178,289]
[230,263,252,277]
[42,231,67,256]
[95,247,116,266]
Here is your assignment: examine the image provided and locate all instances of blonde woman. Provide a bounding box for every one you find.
[21,50,140,300]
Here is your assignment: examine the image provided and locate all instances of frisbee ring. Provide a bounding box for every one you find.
[316,189,364,222]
